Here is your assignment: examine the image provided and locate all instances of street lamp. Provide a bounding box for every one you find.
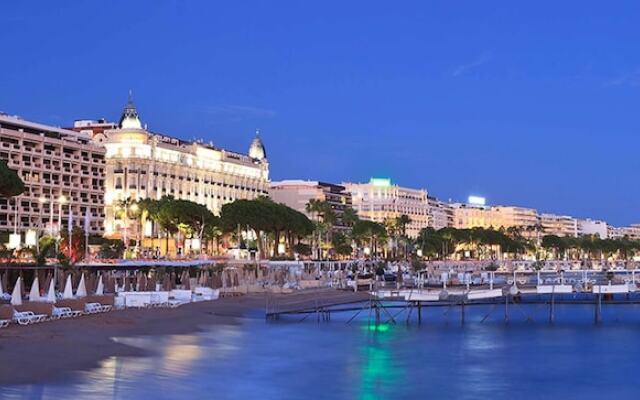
[37,196,47,253]
[57,195,67,234]
[55,195,67,254]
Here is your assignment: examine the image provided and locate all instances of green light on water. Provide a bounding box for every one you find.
[366,324,391,333]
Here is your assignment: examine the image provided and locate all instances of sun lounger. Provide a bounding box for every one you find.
[13,310,47,325]
[56,299,88,315]
[84,303,103,314]
[52,306,82,319]
[85,295,115,312]
[83,302,112,313]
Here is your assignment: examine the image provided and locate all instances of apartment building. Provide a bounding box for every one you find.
[539,213,578,237]
[577,219,608,239]
[269,180,352,229]
[0,113,105,240]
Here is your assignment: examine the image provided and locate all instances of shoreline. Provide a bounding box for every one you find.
[0,294,268,386]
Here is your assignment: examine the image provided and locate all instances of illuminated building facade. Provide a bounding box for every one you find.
[539,213,578,237]
[343,178,431,238]
[0,113,106,241]
[101,97,269,241]
[427,196,454,230]
[269,180,352,229]
[577,219,608,239]
[451,204,539,232]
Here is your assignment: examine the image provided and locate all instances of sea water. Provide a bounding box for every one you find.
[3,303,640,400]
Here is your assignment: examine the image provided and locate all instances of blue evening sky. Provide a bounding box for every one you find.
[1,1,639,225]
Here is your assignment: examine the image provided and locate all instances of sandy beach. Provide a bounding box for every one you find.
[0,294,268,386]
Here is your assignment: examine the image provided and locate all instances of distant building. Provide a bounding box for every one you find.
[577,219,608,239]
[0,113,106,238]
[343,178,430,238]
[101,95,270,241]
[451,203,538,231]
[69,118,118,141]
[268,180,352,229]
[609,224,640,240]
[539,213,577,237]
[427,196,453,230]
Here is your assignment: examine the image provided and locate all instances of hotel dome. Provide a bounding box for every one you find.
[119,93,143,130]
[249,130,266,161]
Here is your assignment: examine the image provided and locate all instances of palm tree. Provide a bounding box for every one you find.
[0,160,25,198]
[396,214,412,260]
[305,199,335,259]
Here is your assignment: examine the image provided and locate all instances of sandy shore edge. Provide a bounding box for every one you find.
[0,294,267,386]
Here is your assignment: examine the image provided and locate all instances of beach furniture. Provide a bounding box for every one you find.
[15,302,54,320]
[0,305,14,327]
[85,295,114,312]
[56,299,88,315]
[13,310,47,325]
[53,306,82,319]
[85,303,105,314]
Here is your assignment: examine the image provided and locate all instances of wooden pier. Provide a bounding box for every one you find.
[265,288,640,326]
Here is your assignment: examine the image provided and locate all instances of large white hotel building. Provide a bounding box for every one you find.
[0,97,269,249]
[343,178,452,238]
[87,97,270,240]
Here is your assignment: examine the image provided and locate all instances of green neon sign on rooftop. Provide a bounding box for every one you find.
[370,178,391,187]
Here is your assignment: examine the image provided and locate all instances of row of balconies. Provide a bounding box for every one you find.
[0,208,105,218]
[7,147,104,161]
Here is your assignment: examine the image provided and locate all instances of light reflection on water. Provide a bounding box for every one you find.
[3,305,640,399]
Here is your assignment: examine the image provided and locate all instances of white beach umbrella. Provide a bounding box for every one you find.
[29,276,41,302]
[11,277,23,306]
[46,278,56,303]
[63,275,74,299]
[96,275,104,295]
[76,273,87,298]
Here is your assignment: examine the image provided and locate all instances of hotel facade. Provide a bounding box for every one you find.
[98,98,270,242]
[343,178,448,238]
[0,113,106,242]
[451,204,539,232]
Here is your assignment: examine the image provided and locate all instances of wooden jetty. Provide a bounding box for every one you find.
[265,287,640,326]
